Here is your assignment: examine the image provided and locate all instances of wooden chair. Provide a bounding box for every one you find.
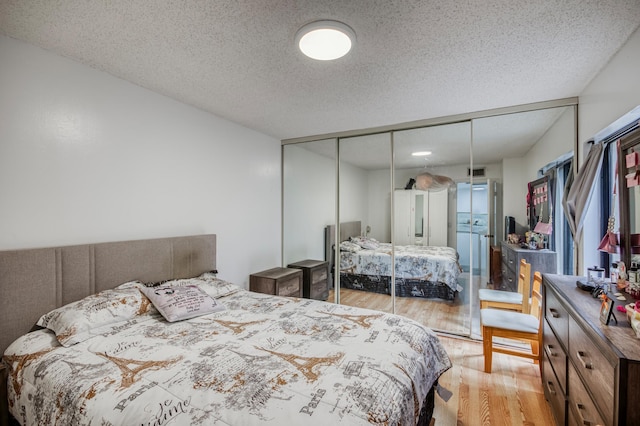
[479,259,531,313]
[481,271,543,373]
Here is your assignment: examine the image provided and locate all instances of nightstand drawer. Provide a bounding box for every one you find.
[310,280,328,300]
[278,276,301,297]
[311,267,328,284]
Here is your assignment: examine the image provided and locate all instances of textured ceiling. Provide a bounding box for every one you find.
[1,0,639,144]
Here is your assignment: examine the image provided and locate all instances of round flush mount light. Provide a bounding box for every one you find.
[411,151,432,156]
[295,20,356,60]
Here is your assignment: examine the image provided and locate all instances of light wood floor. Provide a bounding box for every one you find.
[330,288,555,425]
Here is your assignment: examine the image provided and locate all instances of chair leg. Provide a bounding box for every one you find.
[531,340,540,364]
[482,326,492,373]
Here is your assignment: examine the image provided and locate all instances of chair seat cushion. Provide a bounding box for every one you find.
[478,289,523,304]
[480,308,539,334]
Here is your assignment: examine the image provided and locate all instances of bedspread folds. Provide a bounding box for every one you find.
[3,289,451,425]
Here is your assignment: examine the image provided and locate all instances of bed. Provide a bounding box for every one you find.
[1,234,451,425]
[325,222,462,301]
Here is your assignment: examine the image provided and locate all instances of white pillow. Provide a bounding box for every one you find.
[144,273,242,299]
[351,236,380,250]
[141,285,225,322]
[339,241,362,252]
[36,286,154,347]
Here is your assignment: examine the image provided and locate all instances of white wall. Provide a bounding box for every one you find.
[577,27,640,274]
[502,157,528,227]
[579,28,640,149]
[524,108,575,182]
[282,144,336,264]
[282,143,368,264]
[501,107,576,234]
[0,35,281,287]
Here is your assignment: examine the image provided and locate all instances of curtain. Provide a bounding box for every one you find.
[562,142,605,241]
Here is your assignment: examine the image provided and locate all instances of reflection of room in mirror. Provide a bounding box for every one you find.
[282,104,576,338]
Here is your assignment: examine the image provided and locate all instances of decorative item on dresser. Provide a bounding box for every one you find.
[499,241,556,292]
[287,259,330,300]
[542,274,640,425]
[249,267,303,297]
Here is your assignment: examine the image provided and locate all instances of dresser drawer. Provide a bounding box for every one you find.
[543,319,567,394]
[278,276,301,297]
[567,363,606,426]
[505,247,517,271]
[545,287,569,347]
[501,264,516,291]
[543,353,566,426]
[568,316,614,425]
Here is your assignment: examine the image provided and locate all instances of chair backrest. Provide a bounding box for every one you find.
[517,259,532,313]
[530,271,543,321]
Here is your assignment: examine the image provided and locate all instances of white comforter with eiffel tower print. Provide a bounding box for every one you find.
[3,277,451,425]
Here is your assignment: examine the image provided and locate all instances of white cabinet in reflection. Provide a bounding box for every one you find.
[394,189,448,246]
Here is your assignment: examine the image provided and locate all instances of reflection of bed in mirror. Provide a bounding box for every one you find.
[325,221,462,301]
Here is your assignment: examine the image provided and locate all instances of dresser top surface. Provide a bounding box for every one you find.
[545,273,640,361]
[501,242,556,254]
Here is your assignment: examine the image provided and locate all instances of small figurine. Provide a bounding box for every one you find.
[618,261,627,290]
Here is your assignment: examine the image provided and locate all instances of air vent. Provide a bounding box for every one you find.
[468,167,486,177]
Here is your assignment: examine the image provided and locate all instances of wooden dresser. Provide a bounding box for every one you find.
[500,242,557,291]
[249,267,302,297]
[287,259,330,301]
[542,274,640,425]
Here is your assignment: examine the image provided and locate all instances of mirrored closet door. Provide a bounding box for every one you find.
[469,105,576,338]
[282,138,337,303]
[393,122,471,335]
[282,99,578,340]
[338,133,393,313]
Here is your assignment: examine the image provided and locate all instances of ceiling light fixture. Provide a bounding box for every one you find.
[295,20,356,60]
[412,151,432,156]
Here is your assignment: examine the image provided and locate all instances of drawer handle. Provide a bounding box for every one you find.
[544,344,557,357]
[548,308,560,318]
[576,351,593,370]
[575,402,595,426]
[545,380,556,396]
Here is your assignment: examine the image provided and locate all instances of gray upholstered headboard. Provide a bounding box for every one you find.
[324,221,362,269]
[0,234,216,356]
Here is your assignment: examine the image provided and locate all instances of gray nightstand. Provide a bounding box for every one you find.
[249,267,303,297]
[288,259,330,301]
